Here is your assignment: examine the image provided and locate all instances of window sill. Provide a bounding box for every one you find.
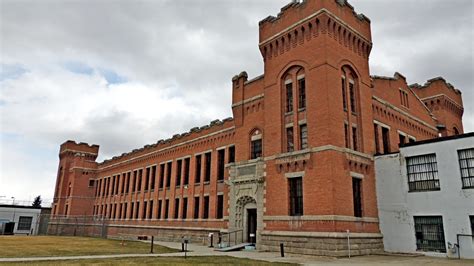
[217,179,224,183]
[204,181,210,185]
[298,108,306,112]
[284,111,294,116]
[351,111,358,116]
[462,186,474,189]
[408,188,441,193]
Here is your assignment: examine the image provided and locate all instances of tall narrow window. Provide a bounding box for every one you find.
[174,198,180,219]
[251,139,262,159]
[300,124,308,149]
[137,170,142,192]
[382,127,390,154]
[142,201,147,219]
[414,216,446,252]
[228,146,235,163]
[342,77,347,110]
[298,78,306,109]
[111,176,116,195]
[374,124,380,154]
[216,194,224,219]
[286,82,293,113]
[148,200,153,219]
[406,153,439,192]
[126,172,131,193]
[352,178,362,217]
[157,200,162,219]
[344,123,350,148]
[166,162,172,188]
[286,127,294,152]
[203,196,209,219]
[352,126,358,151]
[182,198,188,219]
[458,148,474,189]
[289,177,303,216]
[132,171,137,192]
[470,216,474,234]
[164,199,169,219]
[176,159,182,187]
[130,203,134,219]
[349,81,356,113]
[144,168,150,191]
[135,202,140,219]
[204,152,211,182]
[123,203,128,219]
[159,164,165,189]
[399,134,406,146]
[183,158,190,185]
[121,173,126,194]
[150,165,156,190]
[217,149,225,181]
[194,196,200,219]
[195,155,202,183]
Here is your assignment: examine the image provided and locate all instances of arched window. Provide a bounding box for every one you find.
[341,66,358,114]
[250,129,262,159]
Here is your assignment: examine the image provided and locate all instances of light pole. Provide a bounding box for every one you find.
[11,197,16,224]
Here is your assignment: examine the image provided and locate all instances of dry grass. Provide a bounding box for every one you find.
[0,236,176,258]
[1,256,294,265]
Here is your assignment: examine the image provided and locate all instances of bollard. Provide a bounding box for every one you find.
[210,233,214,248]
[280,243,285,257]
[150,236,154,254]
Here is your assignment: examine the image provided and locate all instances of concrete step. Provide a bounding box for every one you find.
[214,243,254,252]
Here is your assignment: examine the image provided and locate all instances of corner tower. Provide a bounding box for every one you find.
[52,141,99,218]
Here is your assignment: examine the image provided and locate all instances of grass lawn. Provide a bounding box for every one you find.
[1,256,294,265]
[0,236,176,258]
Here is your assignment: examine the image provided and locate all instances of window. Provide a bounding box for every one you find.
[204,152,211,182]
[217,149,225,181]
[194,196,200,219]
[182,198,188,219]
[409,137,416,143]
[111,176,115,195]
[195,155,202,183]
[166,162,172,188]
[458,148,474,188]
[144,168,150,191]
[17,216,33,231]
[123,203,128,219]
[89,179,95,187]
[228,146,235,163]
[137,169,143,192]
[183,158,190,185]
[289,177,303,216]
[344,123,350,148]
[349,81,356,113]
[203,196,210,219]
[382,127,390,154]
[352,178,362,217]
[142,201,147,219]
[342,77,347,111]
[414,216,446,253]
[130,203,134,219]
[159,164,165,189]
[164,199,169,219]
[157,200,162,219]
[174,198,180,219]
[132,171,137,192]
[126,172,131,193]
[216,194,224,219]
[150,166,156,190]
[251,139,262,159]
[148,200,153,219]
[470,216,474,234]
[300,124,308,149]
[176,159,182,187]
[399,134,406,146]
[286,127,294,152]
[400,89,409,108]
[406,153,440,192]
[135,202,140,219]
[352,126,358,151]
[298,78,306,109]
[286,82,293,112]
[374,124,380,154]
[120,173,126,194]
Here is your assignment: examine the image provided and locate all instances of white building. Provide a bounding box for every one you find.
[0,205,51,235]
[375,133,474,259]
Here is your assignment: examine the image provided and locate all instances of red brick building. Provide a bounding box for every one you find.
[50,0,464,256]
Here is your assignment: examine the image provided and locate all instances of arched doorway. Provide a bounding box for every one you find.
[236,196,257,244]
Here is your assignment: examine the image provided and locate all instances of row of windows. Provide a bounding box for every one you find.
[288,176,363,217]
[406,148,474,192]
[95,146,235,198]
[374,123,416,155]
[93,194,225,220]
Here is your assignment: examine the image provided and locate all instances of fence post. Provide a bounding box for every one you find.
[150,236,154,253]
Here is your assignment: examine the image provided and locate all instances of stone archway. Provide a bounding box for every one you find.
[236,196,257,243]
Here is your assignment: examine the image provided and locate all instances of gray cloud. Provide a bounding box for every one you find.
[0,0,472,203]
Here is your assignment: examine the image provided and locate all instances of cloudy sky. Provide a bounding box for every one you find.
[1,0,472,205]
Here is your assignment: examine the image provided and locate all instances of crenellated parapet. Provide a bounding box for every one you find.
[59,140,99,160]
[258,0,372,62]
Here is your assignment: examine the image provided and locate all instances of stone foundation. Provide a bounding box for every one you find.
[260,231,383,257]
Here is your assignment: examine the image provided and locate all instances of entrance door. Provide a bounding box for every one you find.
[247,209,257,244]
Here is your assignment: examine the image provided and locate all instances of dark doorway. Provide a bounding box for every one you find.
[4,222,15,235]
[247,209,257,244]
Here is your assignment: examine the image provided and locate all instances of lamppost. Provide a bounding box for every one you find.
[11,197,16,223]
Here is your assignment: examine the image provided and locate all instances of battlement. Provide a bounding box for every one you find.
[410,77,462,95]
[371,72,407,82]
[259,0,371,44]
[98,117,235,167]
[60,140,99,155]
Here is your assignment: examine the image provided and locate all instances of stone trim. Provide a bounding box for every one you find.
[285,171,305,178]
[263,215,378,223]
[350,172,364,179]
[231,94,265,108]
[261,230,382,238]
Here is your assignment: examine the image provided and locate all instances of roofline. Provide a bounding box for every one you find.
[400,132,474,148]
[0,204,51,210]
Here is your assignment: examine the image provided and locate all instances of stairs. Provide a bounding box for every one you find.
[214,243,253,252]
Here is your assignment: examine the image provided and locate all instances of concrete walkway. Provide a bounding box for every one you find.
[0,240,471,265]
